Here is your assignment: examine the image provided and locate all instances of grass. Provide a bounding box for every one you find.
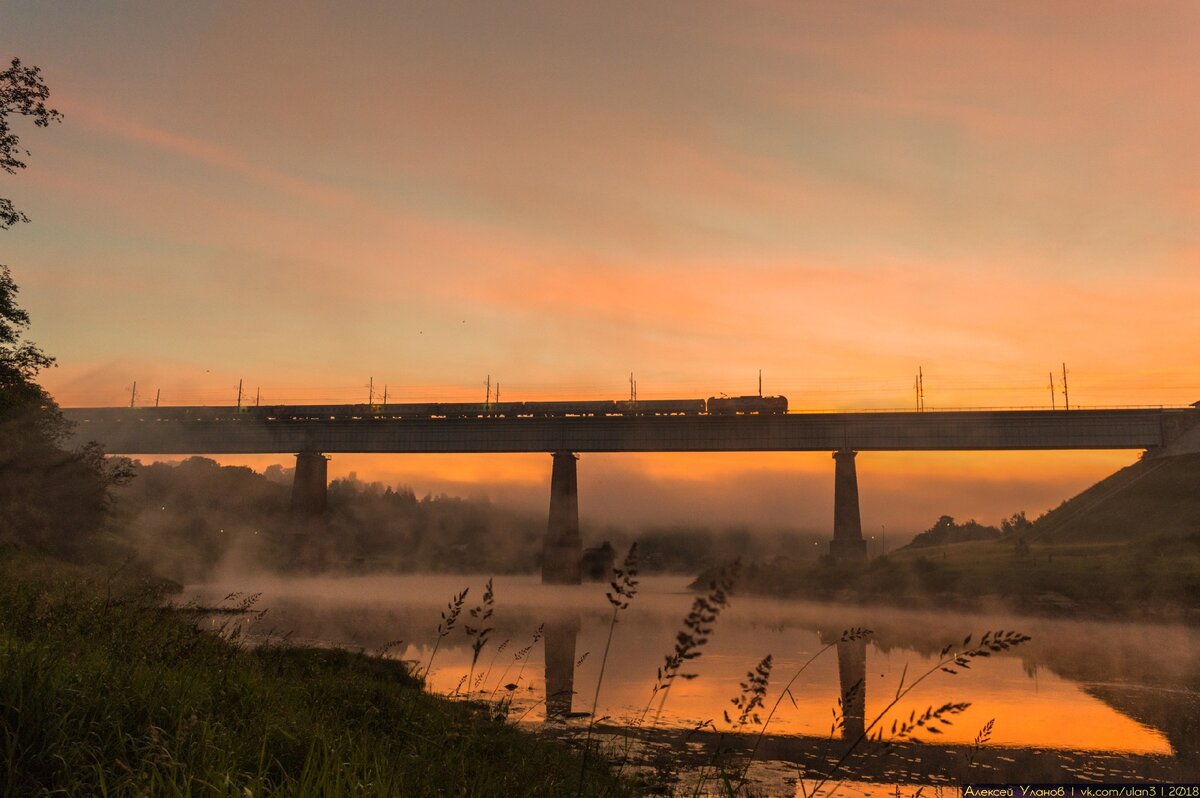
[0,538,1041,797]
[0,545,637,797]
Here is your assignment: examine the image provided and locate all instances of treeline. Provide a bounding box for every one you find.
[109,458,546,581]
[106,457,825,582]
[902,512,1032,549]
[601,525,825,573]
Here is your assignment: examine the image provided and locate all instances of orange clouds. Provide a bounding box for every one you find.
[3,1,1197,529]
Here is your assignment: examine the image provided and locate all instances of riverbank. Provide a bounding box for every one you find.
[695,537,1200,624]
[0,545,636,796]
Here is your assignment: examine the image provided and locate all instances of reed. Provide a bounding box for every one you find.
[423,586,468,680]
[692,653,775,797]
[963,717,995,776]
[464,577,496,696]
[803,629,1031,798]
[489,622,545,706]
[737,625,872,787]
[645,559,740,727]
[578,542,640,795]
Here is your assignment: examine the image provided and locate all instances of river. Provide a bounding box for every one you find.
[187,574,1200,795]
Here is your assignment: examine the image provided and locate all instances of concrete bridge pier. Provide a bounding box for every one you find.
[829,450,867,561]
[542,451,582,584]
[290,451,329,518]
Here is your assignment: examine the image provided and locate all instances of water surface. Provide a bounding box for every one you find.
[188,574,1200,793]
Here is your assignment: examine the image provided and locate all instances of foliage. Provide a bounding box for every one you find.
[1000,511,1032,536]
[1,57,62,228]
[108,457,824,581]
[905,514,1001,549]
[107,459,555,579]
[1,59,128,559]
[1,262,128,557]
[628,525,820,574]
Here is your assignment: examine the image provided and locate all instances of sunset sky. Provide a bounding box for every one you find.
[3,2,1198,537]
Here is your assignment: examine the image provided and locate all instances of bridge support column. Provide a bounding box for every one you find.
[290,451,328,518]
[542,451,582,584]
[829,450,866,561]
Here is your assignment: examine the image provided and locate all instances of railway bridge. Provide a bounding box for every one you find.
[61,405,1200,582]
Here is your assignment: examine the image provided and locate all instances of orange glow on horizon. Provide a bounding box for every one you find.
[5,2,1198,531]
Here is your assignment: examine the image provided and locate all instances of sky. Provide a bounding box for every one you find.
[2,1,1198,538]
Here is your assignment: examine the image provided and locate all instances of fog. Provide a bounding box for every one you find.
[137,449,1137,538]
[185,573,1200,771]
[108,457,826,583]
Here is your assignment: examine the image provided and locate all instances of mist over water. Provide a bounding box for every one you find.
[187,573,1200,792]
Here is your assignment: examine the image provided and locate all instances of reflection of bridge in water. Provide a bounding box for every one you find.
[539,612,1198,785]
[63,405,1200,580]
[180,575,1198,786]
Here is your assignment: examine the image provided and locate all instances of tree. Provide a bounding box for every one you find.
[0,261,115,556]
[2,56,62,443]
[1000,511,1032,536]
[1,263,59,438]
[1,57,62,228]
[1,59,128,558]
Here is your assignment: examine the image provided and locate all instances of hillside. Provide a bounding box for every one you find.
[1022,452,1200,544]
[704,453,1200,620]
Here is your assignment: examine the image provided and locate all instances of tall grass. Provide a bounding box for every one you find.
[802,629,1032,798]
[464,577,496,695]
[690,653,775,797]
[729,626,873,789]
[0,550,637,797]
[488,622,544,706]
[1,543,1035,797]
[645,559,740,727]
[423,585,468,679]
[578,542,640,794]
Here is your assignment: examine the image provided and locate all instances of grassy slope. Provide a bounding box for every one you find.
[1025,452,1200,544]
[0,546,636,797]
[721,454,1200,619]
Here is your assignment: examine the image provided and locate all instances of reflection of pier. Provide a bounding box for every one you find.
[544,613,580,718]
[543,621,1196,784]
[850,621,1200,768]
[836,635,866,741]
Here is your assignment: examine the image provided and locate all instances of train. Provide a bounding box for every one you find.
[69,395,788,421]
[263,395,787,419]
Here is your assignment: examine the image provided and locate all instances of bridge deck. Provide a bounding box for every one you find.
[60,407,1200,454]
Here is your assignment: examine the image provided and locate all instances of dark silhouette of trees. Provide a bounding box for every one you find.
[0,260,123,557]
[1,57,62,228]
[1,59,128,558]
[1000,511,1032,536]
[1,55,59,407]
[905,514,1001,549]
